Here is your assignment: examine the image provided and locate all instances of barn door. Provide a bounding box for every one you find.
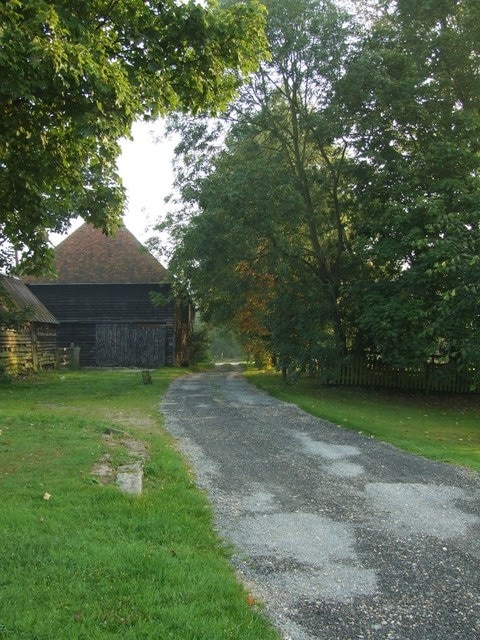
[96,324,167,367]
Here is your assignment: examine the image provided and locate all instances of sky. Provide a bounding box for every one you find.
[51,119,177,247]
[116,119,177,242]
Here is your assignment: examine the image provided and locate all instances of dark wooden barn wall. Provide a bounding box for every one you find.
[28,283,178,368]
[28,283,174,323]
[57,323,96,367]
[57,323,171,368]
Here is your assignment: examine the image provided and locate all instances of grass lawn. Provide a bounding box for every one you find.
[245,369,480,473]
[0,369,279,640]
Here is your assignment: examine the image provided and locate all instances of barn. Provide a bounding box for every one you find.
[0,274,58,375]
[25,224,192,368]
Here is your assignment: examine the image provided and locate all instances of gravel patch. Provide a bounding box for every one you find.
[365,482,479,539]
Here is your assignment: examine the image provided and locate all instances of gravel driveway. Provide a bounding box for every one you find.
[161,367,480,640]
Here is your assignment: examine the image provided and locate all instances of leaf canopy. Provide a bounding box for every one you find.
[0,0,268,275]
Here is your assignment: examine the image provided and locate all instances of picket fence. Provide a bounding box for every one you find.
[321,359,478,394]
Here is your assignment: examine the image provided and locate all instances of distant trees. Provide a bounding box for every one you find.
[161,0,480,378]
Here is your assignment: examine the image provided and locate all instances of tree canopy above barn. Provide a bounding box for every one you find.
[25,224,168,285]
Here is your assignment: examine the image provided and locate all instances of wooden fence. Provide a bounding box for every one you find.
[321,359,478,394]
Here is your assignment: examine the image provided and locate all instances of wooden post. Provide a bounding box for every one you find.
[70,344,81,369]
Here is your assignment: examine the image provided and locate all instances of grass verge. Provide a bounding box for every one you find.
[245,369,480,472]
[0,369,279,640]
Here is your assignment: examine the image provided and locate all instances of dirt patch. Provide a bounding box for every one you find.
[91,455,115,485]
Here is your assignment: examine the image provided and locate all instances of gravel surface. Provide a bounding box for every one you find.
[161,367,480,640]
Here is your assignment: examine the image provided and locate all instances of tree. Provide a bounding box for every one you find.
[163,0,480,380]
[339,0,480,371]
[0,0,268,275]
[163,0,359,370]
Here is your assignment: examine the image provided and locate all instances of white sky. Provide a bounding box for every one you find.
[117,119,177,241]
[50,119,177,247]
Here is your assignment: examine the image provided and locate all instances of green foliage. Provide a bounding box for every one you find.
[0,363,14,383]
[160,0,480,379]
[339,0,480,370]
[209,325,246,362]
[0,303,33,330]
[0,280,34,329]
[188,324,213,366]
[164,0,357,372]
[0,0,268,275]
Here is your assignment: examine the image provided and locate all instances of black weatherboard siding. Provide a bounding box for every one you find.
[29,283,175,367]
[28,283,174,323]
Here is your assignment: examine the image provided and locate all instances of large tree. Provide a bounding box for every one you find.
[162,0,480,378]
[163,0,359,369]
[339,0,480,371]
[0,0,267,276]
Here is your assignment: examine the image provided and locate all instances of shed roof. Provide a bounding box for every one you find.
[0,275,58,324]
[24,223,168,285]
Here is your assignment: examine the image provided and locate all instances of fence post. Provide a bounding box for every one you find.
[70,344,81,370]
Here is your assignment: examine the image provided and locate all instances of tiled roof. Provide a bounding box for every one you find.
[0,275,58,324]
[24,224,168,284]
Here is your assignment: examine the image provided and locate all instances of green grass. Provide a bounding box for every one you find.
[245,369,480,472]
[0,369,279,640]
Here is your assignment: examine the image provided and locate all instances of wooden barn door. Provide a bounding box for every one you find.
[96,324,167,367]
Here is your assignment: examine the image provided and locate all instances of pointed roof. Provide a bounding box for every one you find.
[0,275,58,323]
[25,224,168,284]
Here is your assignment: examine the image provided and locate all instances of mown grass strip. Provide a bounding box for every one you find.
[245,370,480,472]
[0,370,279,640]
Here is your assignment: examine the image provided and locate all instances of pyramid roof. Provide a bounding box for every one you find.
[25,224,168,285]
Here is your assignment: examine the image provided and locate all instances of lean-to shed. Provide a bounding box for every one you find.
[25,224,192,368]
[0,274,58,375]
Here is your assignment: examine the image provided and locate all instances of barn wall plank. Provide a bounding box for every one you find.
[0,324,57,375]
[28,283,174,324]
[57,324,96,367]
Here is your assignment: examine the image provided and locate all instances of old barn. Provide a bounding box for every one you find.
[0,274,58,375]
[25,224,192,368]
